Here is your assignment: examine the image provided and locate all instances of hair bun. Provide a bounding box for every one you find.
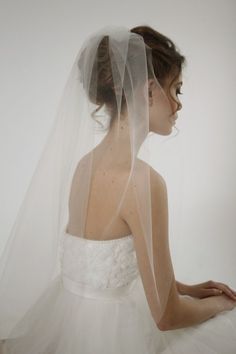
[78,35,116,107]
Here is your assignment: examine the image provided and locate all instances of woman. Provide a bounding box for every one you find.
[0,25,236,353]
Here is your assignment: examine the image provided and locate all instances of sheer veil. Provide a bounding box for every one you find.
[0,25,178,339]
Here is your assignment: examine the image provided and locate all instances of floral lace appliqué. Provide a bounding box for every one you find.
[61,235,139,289]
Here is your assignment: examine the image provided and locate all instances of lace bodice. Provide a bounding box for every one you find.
[60,233,139,291]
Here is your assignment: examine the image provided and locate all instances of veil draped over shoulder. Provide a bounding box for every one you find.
[0,25,179,339]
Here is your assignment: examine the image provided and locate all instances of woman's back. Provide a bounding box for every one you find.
[66,149,145,241]
[67,155,236,332]
[66,150,172,328]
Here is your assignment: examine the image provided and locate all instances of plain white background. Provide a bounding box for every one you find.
[0,0,235,288]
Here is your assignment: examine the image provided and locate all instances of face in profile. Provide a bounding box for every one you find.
[148,73,183,135]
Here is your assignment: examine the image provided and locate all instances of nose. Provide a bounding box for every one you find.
[173,102,182,117]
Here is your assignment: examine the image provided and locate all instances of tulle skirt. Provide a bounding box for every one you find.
[2,274,236,354]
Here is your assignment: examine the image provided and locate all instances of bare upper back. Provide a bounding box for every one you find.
[67,155,179,328]
[66,152,134,240]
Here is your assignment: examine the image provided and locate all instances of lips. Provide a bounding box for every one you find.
[172,116,177,122]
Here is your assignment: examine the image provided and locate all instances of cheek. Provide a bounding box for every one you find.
[168,92,180,113]
[155,96,173,120]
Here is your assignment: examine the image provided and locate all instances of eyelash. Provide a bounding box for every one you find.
[176,89,183,96]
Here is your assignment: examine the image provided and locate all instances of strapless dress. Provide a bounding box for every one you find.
[3,232,236,353]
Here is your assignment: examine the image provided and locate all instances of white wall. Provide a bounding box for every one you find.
[0,0,235,287]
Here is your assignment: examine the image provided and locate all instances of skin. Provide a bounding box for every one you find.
[92,72,236,302]
[150,74,236,301]
[64,66,235,312]
[148,73,183,135]
[92,73,183,169]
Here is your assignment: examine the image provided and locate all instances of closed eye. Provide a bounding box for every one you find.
[176,89,183,95]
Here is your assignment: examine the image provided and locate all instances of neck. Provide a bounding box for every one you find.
[96,114,147,169]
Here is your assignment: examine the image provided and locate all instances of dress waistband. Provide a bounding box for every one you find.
[61,275,140,300]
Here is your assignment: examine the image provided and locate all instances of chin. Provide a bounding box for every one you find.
[161,131,172,136]
[151,127,172,136]
[150,119,175,135]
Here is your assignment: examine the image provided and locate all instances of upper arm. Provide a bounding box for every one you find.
[120,164,180,330]
[149,167,181,328]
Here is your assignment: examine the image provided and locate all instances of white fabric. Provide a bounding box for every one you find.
[0,25,175,339]
[1,25,236,353]
[2,232,236,353]
[61,233,139,290]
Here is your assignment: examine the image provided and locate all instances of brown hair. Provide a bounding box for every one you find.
[79,25,186,126]
[131,26,186,104]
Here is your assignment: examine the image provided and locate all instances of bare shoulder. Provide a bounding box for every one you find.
[149,166,168,209]
[120,159,168,235]
[143,161,166,189]
[124,159,167,202]
[136,159,166,184]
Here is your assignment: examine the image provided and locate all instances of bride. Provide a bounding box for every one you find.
[0,25,236,353]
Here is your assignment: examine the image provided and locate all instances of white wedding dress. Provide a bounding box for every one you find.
[3,231,236,354]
